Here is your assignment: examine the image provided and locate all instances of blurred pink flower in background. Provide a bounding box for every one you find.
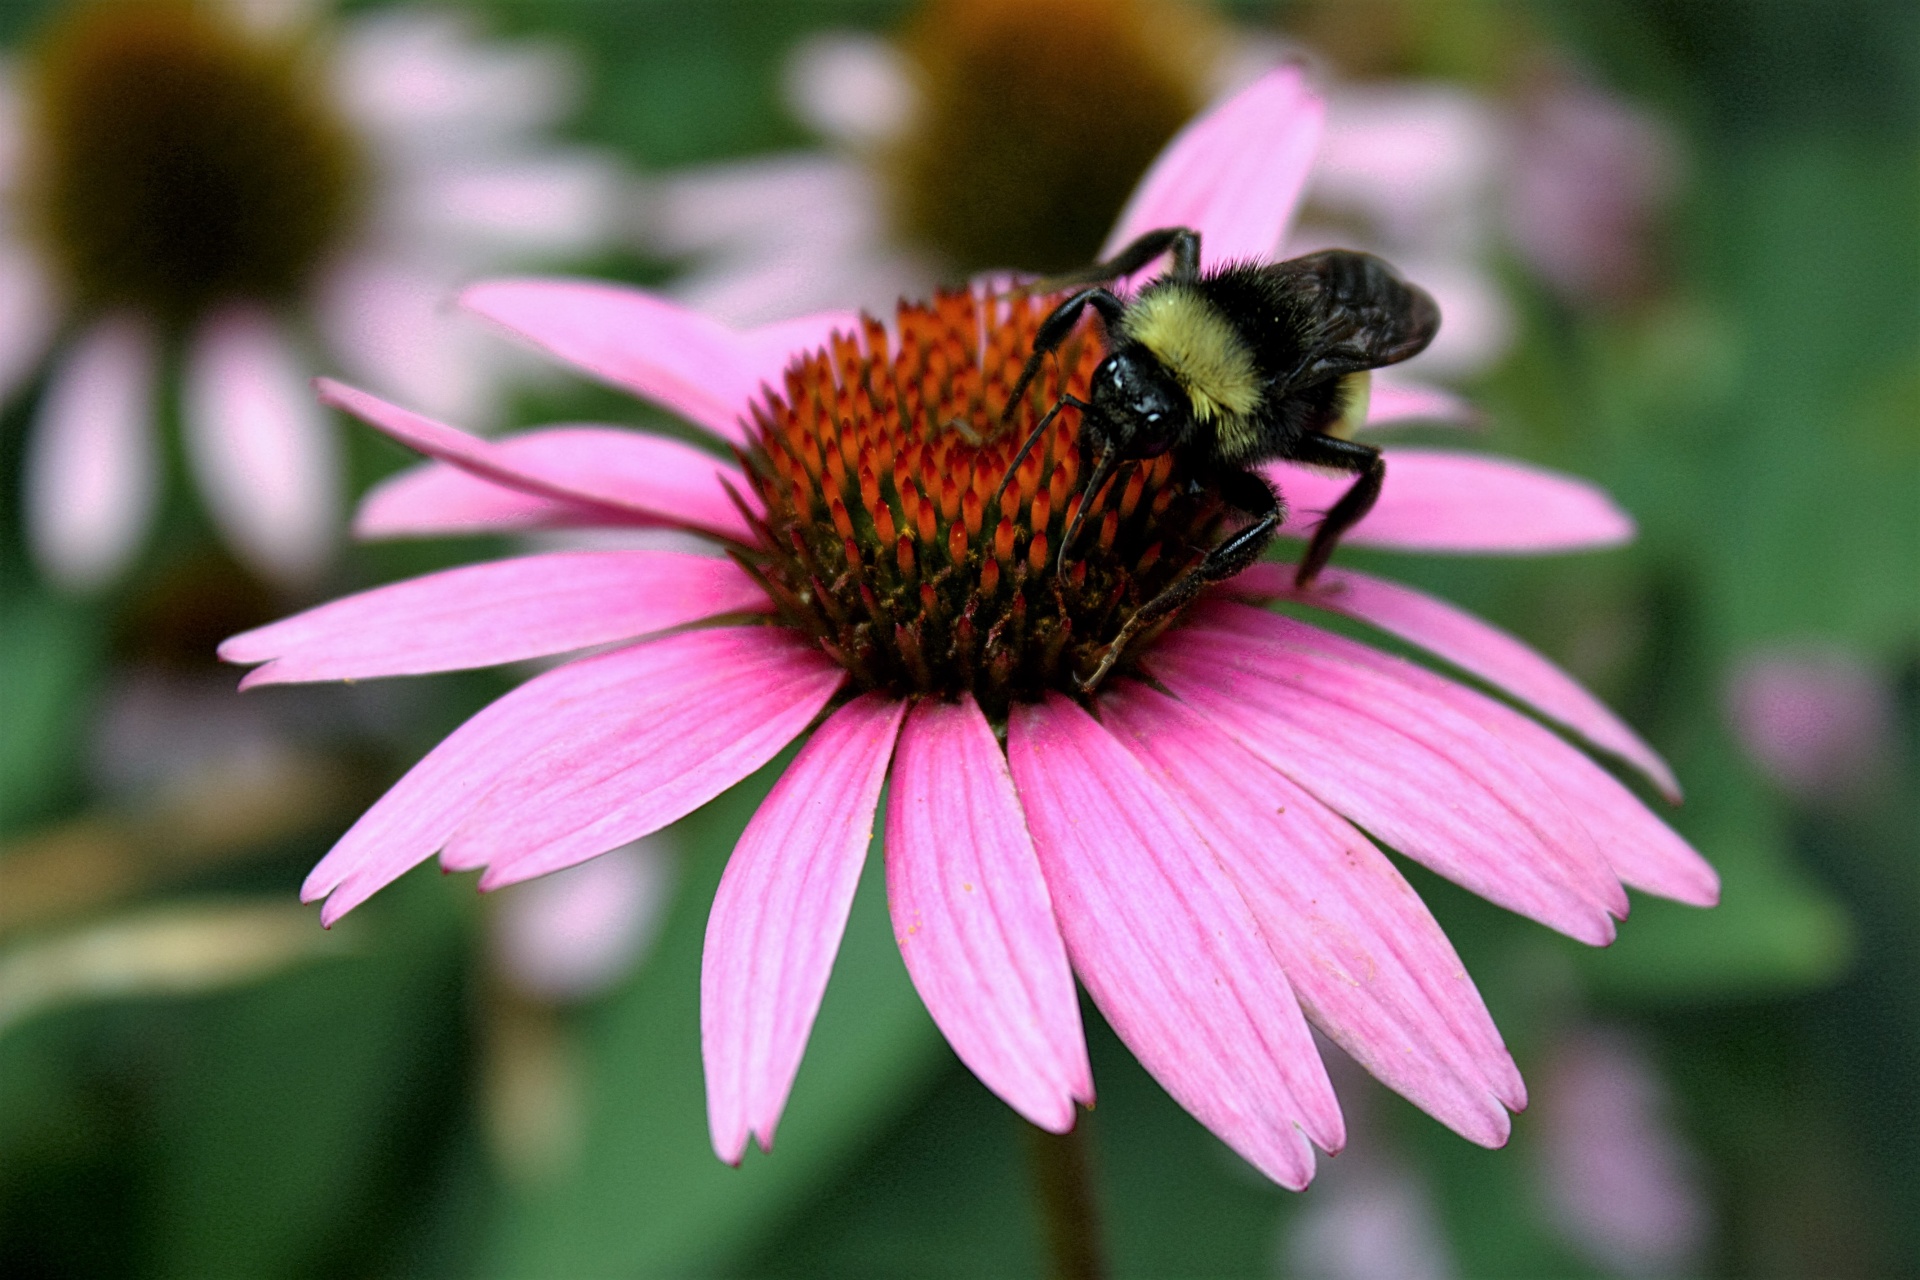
[491,836,676,1003]
[1536,1025,1710,1277]
[1725,643,1897,803]
[223,69,1717,1189]
[1505,64,1682,306]
[2,2,627,591]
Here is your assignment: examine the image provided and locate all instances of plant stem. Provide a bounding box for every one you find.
[1025,1118,1106,1280]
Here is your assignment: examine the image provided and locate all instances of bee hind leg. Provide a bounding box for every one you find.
[1077,467,1280,694]
[1288,434,1384,588]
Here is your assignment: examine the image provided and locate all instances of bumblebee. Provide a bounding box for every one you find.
[995,226,1440,690]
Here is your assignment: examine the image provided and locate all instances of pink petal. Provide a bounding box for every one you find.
[703,693,905,1162]
[317,379,740,537]
[1268,448,1635,553]
[1206,608,1715,907]
[221,551,767,686]
[445,628,844,888]
[354,425,756,543]
[1365,377,1479,429]
[23,313,159,591]
[1150,607,1626,944]
[1104,66,1324,271]
[460,277,856,445]
[1102,681,1524,1143]
[886,696,1092,1132]
[1008,694,1343,1188]
[303,637,719,926]
[0,239,58,404]
[1230,563,1680,800]
[183,305,340,586]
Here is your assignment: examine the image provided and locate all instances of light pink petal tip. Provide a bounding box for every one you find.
[1009,694,1343,1189]
[461,277,856,444]
[356,425,756,543]
[221,551,768,686]
[1103,682,1525,1139]
[888,696,1092,1133]
[318,379,748,538]
[303,628,840,925]
[1269,448,1636,554]
[1151,608,1627,945]
[1105,65,1324,270]
[1232,563,1680,801]
[703,693,905,1163]
[184,306,339,586]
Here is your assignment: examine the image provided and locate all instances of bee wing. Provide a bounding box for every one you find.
[1270,250,1441,384]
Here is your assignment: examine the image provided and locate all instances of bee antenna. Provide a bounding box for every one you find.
[1057,439,1118,579]
[989,393,1073,514]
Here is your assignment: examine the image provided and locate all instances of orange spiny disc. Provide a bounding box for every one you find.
[740,288,1224,712]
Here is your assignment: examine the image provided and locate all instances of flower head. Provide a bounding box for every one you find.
[223,69,1717,1188]
[3,2,625,589]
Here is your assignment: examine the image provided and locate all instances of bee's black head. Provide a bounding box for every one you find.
[1086,346,1186,457]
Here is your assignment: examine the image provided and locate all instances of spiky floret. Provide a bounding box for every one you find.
[738,289,1225,716]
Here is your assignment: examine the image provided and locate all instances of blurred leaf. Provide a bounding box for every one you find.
[0,590,102,833]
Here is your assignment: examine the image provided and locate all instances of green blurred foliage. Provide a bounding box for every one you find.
[1,0,1915,1276]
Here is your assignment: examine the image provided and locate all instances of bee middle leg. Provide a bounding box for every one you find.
[1077,467,1280,694]
[1287,434,1385,588]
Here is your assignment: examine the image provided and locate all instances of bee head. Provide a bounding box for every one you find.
[1087,347,1186,457]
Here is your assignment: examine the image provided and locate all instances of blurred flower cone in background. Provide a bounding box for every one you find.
[2,0,629,591]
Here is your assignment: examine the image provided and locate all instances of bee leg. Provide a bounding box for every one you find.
[1288,434,1385,587]
[1030,226,1201,290]
[1078,468,1280,694]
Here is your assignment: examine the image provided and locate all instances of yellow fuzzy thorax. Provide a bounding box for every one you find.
[1125,285,1263,446]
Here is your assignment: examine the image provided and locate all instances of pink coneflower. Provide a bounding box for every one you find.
[2,2,623,590]
[222,68,1717,1188]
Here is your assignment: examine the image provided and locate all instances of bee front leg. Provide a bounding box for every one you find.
[1078,467,1281,693]
[1287,434,1385,588]
[1034,226,1201,290]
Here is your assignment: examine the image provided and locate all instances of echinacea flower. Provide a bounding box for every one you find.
[223,68,1718,1188]
[3,2,624,590]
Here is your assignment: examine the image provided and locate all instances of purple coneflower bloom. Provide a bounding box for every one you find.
[222,69,1717,1188]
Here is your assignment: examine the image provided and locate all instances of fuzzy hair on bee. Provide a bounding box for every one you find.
[993,226,1439,692]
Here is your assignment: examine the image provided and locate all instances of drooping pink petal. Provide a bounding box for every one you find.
[1103,66,1324,271]
[1007,694,1343,1188]
[703,693,905,1163]
[1102,681,1524,1143]
[1268,448,1635,553]
[183,305,340,586]
[1150,608,1626,944]
[23,313,160,591]
[887,696,1092,1133]
[1203,607,1716,907]
[1230,563,1679,800]
[460,277,856,444]
[445,628,844,888]
[221,551,767,686]
[318,379,743,539]
[1365,377,1479,429]
[302,636,724,926]
[354,425,756,543]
